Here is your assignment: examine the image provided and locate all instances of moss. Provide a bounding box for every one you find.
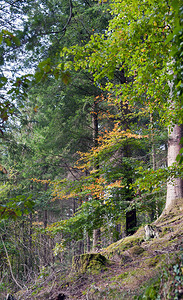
[160,215,182,227]
[86,284,134,300]
[118,236,143,251]
[115,272,129,281]
[113,268,151,288]
[103,235,144,261]
[161,226,173,236]
[129,246,145,256]
[120,254,133,265]
[144,254,166,268]
[72,253,108,274]
[130,269,147,277]
[110,272,129,283]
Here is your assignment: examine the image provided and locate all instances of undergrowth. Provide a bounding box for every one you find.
[136,253,183,300]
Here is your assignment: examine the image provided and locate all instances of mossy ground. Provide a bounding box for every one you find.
[15,199,183,299]
[72,253,108,274]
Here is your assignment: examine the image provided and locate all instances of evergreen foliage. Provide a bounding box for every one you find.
[0,0,182,295]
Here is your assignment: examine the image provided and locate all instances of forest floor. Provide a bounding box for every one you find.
[15,199,183,300]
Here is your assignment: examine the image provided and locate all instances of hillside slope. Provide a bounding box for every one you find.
[14,199,183,300]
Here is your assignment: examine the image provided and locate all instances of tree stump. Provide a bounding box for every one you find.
[72,253,107,274]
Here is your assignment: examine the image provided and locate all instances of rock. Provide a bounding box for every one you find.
[144,225,161,240]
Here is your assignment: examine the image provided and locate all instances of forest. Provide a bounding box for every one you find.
[0,0,183,299]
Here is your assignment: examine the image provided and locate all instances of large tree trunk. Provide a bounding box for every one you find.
[166,124,183,209]
[92,98,101,250]
[119,69,137,235]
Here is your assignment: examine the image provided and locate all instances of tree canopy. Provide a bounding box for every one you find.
[0,0,182,295]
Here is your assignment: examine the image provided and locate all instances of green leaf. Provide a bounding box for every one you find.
[176,154,181,162]
[171,0,180,13]
[165,33,173,45]
[61,71,71,85]
[12,35,20,46]
[0,76,7,87]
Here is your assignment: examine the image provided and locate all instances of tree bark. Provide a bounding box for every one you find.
[28,213,33,270]
[150,113,159,220]
[166,124,183,209]
[93,228,101,251]
[119,69,137,235]
[126,209,137,235]
[43,183,48,265]
[92,98,101,250]
[86,232,90,252]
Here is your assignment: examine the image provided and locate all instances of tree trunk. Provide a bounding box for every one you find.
[86,232,90,252]
[43,209,48,265]
[126,209,137,235]
[150,112,159,220]
[119,69,137,235]
[43,183,48,265]
[166,124,183,209]
[92,98,101,249]
[28,213,33,270]
[93,228,101,251]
